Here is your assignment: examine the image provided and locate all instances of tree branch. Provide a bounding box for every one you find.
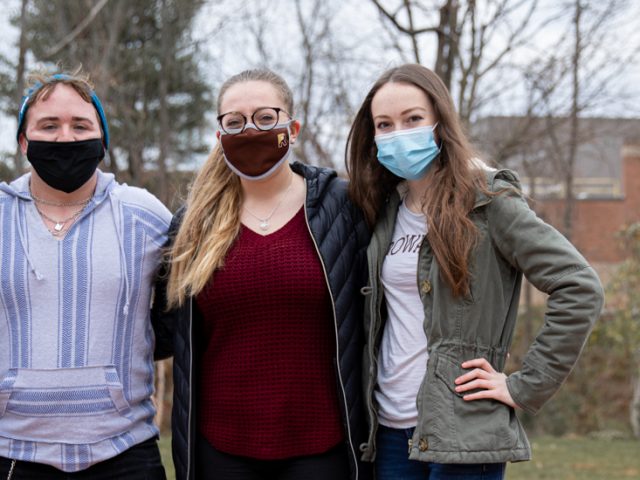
[371,0,443,36]
[44,0,110,59]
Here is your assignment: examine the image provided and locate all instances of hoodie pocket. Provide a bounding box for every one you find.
[0,365,133,444]
[434,355,517,452]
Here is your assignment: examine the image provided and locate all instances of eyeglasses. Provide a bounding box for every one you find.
[217,107,291,135]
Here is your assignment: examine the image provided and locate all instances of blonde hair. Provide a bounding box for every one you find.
[166,68,294,307]
[165,145,241,307]
[25,68,94,104]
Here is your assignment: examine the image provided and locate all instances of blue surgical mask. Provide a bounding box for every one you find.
[375,124,440,180]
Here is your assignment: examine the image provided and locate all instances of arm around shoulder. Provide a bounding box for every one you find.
[151,208,186,360]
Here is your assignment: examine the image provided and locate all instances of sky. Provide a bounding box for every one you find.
[1,0,639,166]
[0,2,20,159]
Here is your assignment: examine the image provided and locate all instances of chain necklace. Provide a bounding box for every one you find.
[243,172,294,231]
[34,202,88,236]
[30,190,93,207]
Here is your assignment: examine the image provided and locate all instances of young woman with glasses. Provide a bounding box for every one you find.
[153,69,371,480]
[345,63,604,479]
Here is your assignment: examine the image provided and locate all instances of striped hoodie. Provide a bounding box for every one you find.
[0,170,171,471]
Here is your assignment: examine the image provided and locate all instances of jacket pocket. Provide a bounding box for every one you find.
[0,365,133,444]
[434,355,518,452]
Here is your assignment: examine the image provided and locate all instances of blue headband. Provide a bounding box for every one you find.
[16,73,110,149]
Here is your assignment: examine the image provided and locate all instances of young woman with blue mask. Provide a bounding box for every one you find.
[346,63,604,479]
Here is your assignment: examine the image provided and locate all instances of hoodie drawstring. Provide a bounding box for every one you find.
[15,200,43,281]
[109,194,130,317]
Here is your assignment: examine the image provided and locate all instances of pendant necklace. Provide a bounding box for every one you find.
[30,186,94,236]
[34,203,88,236]
[244,172,294,231]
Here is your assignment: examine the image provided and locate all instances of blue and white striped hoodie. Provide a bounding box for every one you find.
[0,170,171,472]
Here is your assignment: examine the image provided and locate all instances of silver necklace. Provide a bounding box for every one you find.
[243,173,294,231]
[30,190,93,207]
[34,203,88,236]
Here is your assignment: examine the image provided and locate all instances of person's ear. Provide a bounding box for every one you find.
[289,120,301,144]
[216,130,221,140]
[18,132,28,155]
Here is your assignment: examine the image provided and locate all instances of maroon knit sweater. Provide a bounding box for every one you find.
[195,208,344,459]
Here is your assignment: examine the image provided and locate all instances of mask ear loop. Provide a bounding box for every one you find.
[429,122,445,169]
[431,122,443,153]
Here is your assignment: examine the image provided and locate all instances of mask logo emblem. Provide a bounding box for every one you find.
[277,133,288,148]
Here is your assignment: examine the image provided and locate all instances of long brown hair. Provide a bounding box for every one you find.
[346,64,485,298]
[166,69,295,307]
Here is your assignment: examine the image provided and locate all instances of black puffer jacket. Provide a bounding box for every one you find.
[152,162,372,480]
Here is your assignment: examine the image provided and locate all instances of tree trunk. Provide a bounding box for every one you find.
[13,0,29,175]
[157,0,171,205]
[403,0,421,64]
[435,0,458,90]
[564,0,582,241]
[523,165,536,349]
[632,350,640,438]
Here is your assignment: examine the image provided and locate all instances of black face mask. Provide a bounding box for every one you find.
[26,138,105,193]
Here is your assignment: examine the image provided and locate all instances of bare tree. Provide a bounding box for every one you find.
[559,0,583,240]
[12,0,29,175]
[370,0,451,82]
[293,0,336,167]
[370,1,550,125]
[633,351,640,438]
[42,0,109,60]
[527,0,637,238]
[455,0,543,124]
[434,0,458,89]
[157,0,174,205]
[230,0,361,168]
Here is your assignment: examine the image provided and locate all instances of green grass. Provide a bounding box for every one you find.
[159,434,639,479]
[159,434,175,480]
[506,436,640,479]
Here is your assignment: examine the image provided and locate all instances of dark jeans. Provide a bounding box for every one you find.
[0,437,166,480]
[376,425,505,480]
[195,432,350,480]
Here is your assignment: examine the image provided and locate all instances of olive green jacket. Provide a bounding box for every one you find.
[360,168,604,464]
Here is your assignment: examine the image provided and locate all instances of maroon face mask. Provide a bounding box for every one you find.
[220,124,291,180]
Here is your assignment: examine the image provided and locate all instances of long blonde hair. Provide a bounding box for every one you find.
[166,69,294,307]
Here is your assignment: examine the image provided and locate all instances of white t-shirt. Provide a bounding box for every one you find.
[375,199,429,428]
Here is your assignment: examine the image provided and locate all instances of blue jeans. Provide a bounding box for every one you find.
[375,425,505,480]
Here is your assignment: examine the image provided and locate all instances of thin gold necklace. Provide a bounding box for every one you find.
[243,172,294,231]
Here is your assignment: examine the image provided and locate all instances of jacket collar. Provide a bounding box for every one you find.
[387,165,522,212]
[290,160,337,208]
[473,167,522,209]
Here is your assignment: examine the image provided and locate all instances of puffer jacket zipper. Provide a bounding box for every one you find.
[364,236,381,459]
[186,300,194,480]
[303,197,359,480]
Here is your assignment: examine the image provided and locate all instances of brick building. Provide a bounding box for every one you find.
[473,116,640,287]
[535,145,640,263]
